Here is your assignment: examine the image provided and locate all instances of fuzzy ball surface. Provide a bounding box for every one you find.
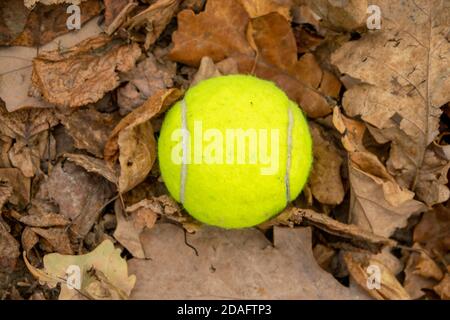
[158,75,312,228]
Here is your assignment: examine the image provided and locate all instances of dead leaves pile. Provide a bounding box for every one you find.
[0,0,449,300]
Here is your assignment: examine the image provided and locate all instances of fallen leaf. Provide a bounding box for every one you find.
[237,0,292,20]
[113,199,157,259]
[125,0,182,49]
[434,273,450,300]
[24,239,136,300]
[0,180,13,210]
[37,161,115,239]
[0,221,20,272]
[59,107,121,157]
[117,54,176,115]
[104,88,182,193]
[32,34,141,108]
[307,0,368,31]
[413,204,450,257]
[19,213,70,228]
[0,0,101,47]
[0,168,31,208]
[343,251,410,300]
[129,223,368,299]
[31,227,73,254]
[24,0,85,8]
[104,0,131,27]
[309,122,345,205]
[0,17,102,112]
[331,0,450,202]
[64,153,118,184]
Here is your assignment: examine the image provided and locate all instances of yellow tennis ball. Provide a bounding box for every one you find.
[158,75,312,228]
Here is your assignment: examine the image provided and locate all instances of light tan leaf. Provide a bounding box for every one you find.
[104,88,182,193]
[343,251,410,300]
[129,223,368,299]
[24,239,136,300]
[332,0,450,202]
[309,122,345,205]
[32,34,141,108]
[434,273,450,300]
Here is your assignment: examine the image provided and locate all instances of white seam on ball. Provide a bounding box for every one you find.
[285,107,294,205]
[180,98,188,204]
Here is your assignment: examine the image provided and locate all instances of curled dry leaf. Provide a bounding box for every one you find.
[113,199,157,259]
[32,34,141,108]
[64,153,118,184]
[37,161,115,239]
[0,221,20,272]
[117,54,176,115]
[307,0,368,31]
[59,107,121,158]
[129,224,366,299]
[309,122,345,205]
[31,227,73,255]
[0,168,31,208]
[171,0,340,118]
[333,108,426,237]
[125,0,182,49]
[24,239,136,300]
[413,204,450,257]
[343,251,410,300]
[104,88,182,193]
[0,179,13,210]
[434,273,450,300]
[332,0,450,204]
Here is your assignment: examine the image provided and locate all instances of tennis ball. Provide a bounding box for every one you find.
[158,75,312,228]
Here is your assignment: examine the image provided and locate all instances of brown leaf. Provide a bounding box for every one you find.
[0,180,13,210]
[59,107,121,157]
[113,199,157,259]
[21,227,40,256]
[104,0,131,27]
[170,0,255,65]
[0,0,101,47]
[31,227,73,255]
[413,204,450,257]
[104,88,182,193]
[64,153,118,184]
[307,0,368,31]
[125,0,182,49]
[0,168,31,208]
[129,223,367,299]
[343,251,410,300]
[331,0,450,201]
[434,273,450,300]
[0,18,102,111]
[19,213,70,228]
[0,221,20,272]
[237,0,292,19]
[117,54,176,115]
[32,35,141,108]
[37,161,114,239]
[309,122,345,205]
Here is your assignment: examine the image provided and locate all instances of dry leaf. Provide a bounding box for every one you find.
[24,0,85,8]
[0,168,31,208]
[24,239,136,300]
[32,34,141,108]
[113,199,157,259]
[0,222,20,272]
[59,107,121,157]
[0,18,102,112]
[343,251,410,300]
[117,54,176,115]
[332,0,450,202]
[104,0,131,27]
[19,213,70,228]
[413,204,450,257]
[0,180,13,210]
[126,0,182,49]
[309,122,345,205]
[307,0,368,31]
[31,227,73,254]
[64,153,118,184]
[104,88,182,193]
[37,161,115,239]
[129,223,367,299]
[434,273,450,300]
[237,0,292,20]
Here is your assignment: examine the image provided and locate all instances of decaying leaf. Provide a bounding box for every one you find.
[31,227,73,255]
[0,221,20,272]
[104,88,182,193]
[129,223,368,299]
[332,0,450,204]
[113,199,157,259]
[309,122,345,205]
[0,180,13,210]
[37,161,115,239]
[64,153,118,184]
[434,273,450,300]
[0,168,31,208]
[19,213,70,228]
[117,54,176,115]
[343,251,410,300]
[126,0,182,49]
[32,34,141,108]
[24,239,136,300]
[171,0,340,118]
[59,107,121,158]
